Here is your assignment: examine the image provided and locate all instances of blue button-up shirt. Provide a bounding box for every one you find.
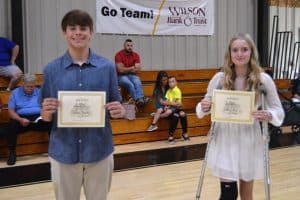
[8,87,40,115]
[39,50,121,164]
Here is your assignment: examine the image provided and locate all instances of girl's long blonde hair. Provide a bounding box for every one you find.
[222,33,262,92]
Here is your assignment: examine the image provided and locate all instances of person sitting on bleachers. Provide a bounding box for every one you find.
[115,39,149,107]
[6,74,51,165]
[147,71,173,132]
[292,78,300,102]
[0,37,23,91]
[165,76,189,143]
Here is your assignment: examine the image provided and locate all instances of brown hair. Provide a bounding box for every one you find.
[222,33,262,92]
[61,9,93,32]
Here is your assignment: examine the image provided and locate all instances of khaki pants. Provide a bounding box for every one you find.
[50,154,114,200]
[0,65,22,89]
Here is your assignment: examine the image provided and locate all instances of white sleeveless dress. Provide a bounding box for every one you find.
[196,72,284,181]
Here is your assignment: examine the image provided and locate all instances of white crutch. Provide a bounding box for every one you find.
[195,122,216,200]
[260,85,271,200]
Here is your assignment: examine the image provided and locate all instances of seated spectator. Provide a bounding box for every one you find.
[6,74,51,165]
[115,39,149,107]
[147,71,173,131]
[0,37,23,91]
[165,76,189,143]
[292,78,300,102]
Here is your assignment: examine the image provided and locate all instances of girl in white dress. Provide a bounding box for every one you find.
[196,33,284,200]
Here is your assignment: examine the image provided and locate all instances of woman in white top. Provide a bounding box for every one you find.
[196,33,284,200]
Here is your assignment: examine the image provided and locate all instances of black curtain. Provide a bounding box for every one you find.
[11,0,24,71]
[257,0,269,68]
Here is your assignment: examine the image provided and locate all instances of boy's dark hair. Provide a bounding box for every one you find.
[61,9,93,32]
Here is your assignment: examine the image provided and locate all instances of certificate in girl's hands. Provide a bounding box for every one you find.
[211,89,255,124]
[57,91,106,127]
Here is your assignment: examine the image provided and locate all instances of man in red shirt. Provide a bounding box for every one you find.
[115,39,149,106]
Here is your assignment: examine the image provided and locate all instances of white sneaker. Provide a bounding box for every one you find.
[168,136,175,144]
[150,112,156,117]
[147,124,158,132]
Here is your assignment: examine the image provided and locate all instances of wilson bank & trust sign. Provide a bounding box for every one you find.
[96,0,214,35]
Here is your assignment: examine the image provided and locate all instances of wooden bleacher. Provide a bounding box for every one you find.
[274,79,293,99]
[0,68,293,158]
[0,69,218,157]
[266,67,294,99]
[1,68,295,158]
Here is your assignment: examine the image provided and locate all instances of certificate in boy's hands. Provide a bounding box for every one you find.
[57,91,106,127]
[211,89,255,124]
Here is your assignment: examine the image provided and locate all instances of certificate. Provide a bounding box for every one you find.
[57,91,106,127]
[211,89,255,124]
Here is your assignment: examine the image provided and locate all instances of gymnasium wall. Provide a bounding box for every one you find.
[0,1,11,38]
[22,0,258,73]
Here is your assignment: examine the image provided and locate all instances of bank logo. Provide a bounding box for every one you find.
[167,6,208,27]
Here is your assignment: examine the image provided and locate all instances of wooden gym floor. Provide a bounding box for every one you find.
[0,139,299,200]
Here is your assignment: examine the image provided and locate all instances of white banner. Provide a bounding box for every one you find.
[96,0,214,35]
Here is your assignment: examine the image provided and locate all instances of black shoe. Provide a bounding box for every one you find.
[7,150,16,165]
[182,133,190,141]
[295,132,300,144]
[168,134,175,144]
[135,98,144,107]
